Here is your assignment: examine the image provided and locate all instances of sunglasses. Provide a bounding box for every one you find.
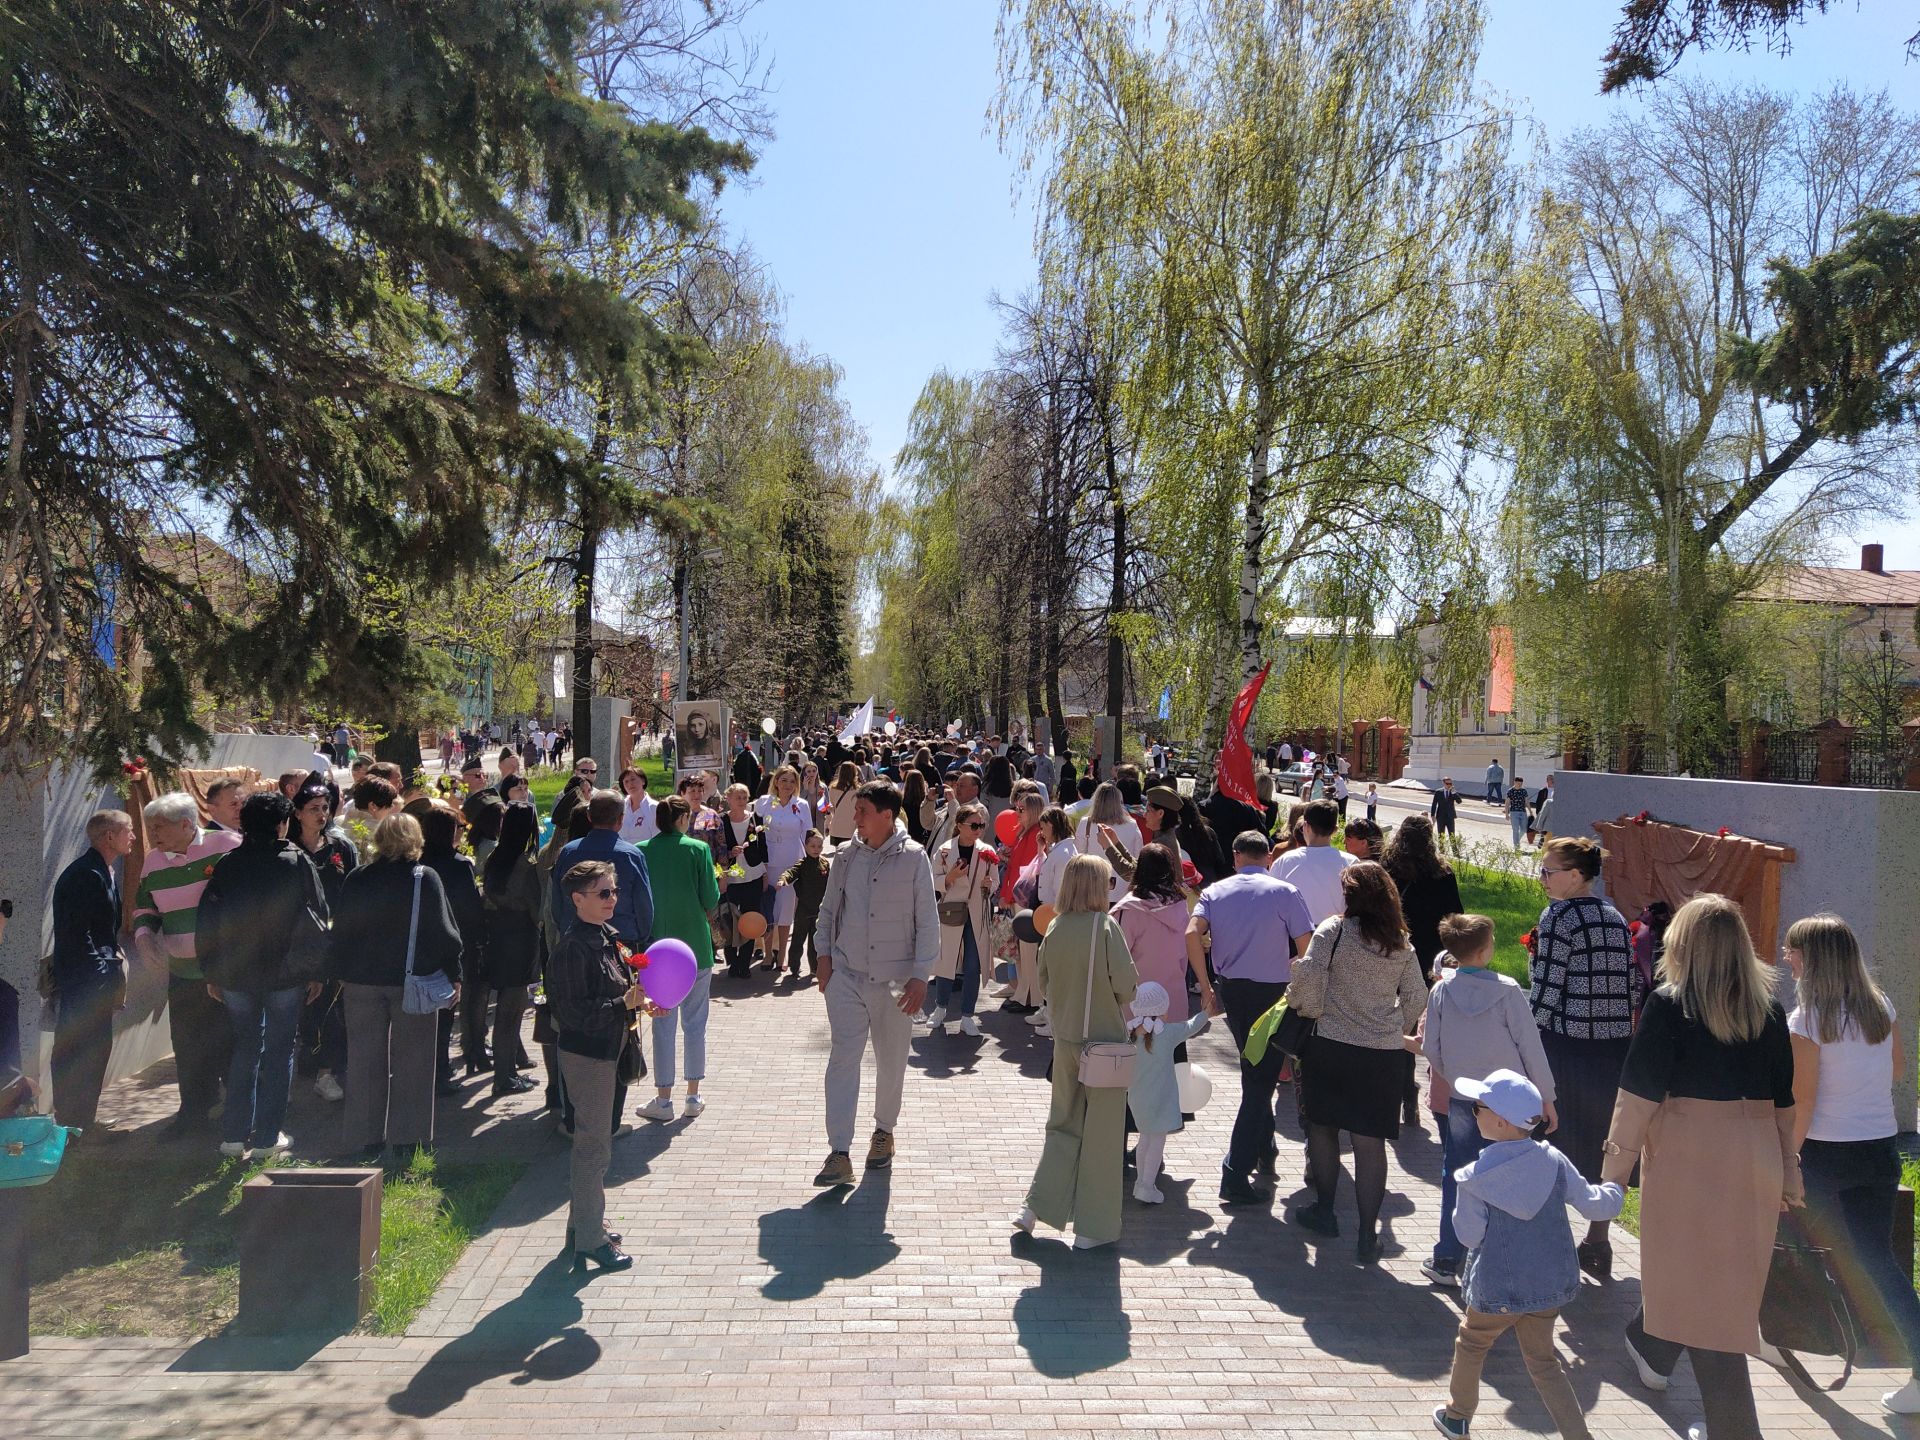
[590,887,617,900]
[1538,866,1568,879]
[959,820,984,830]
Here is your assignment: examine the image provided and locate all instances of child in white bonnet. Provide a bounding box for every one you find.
[1126,981,1211,1203]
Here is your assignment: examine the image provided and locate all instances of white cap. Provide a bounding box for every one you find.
[1453,1068,1543,1131]
[1131,981,1170,1019]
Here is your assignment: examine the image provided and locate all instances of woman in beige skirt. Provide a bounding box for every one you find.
[1602,894,1800,1440]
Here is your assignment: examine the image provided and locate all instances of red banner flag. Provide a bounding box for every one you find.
[1215,661,1273,808]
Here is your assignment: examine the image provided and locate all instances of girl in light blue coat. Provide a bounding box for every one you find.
[1125,981,1211,1203]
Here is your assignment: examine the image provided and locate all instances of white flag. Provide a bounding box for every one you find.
[838,696,875,743]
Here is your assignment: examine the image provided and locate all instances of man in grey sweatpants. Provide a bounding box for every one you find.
[811,779,939,1187]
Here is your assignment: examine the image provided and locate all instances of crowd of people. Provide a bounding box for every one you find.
[24,720,1920,1438]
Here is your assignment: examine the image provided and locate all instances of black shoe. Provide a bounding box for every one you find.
[1577,1239,1613,1280]
[571,1242,633,1274]
[1219,1170,1269,1206]
[491,1075,537,1098]
[515,1049,535,1071]
[162,1113,206,1140]
[1001,1000,1037,1015]
[463,1051,492,1076]
[1288,1202,1340,1236]
[1356,1232,1382,1264]
[436,1075,462,1096]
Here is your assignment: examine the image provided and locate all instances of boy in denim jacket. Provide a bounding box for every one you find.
[1433,1070,1623,1440]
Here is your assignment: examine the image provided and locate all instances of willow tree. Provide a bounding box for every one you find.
[1505,81,1920,766]
[998,0,1519,745]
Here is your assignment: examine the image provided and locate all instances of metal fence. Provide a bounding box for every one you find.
[1848,732,1910,790]
[1764,728,1820,785]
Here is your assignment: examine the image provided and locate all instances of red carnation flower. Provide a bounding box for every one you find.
[1633,809,1651,824]
[1717,826,1730,838]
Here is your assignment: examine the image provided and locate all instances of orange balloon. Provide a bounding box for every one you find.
[736,910,768,941]
[993,809,1021,845]
[1033,904,1057,936]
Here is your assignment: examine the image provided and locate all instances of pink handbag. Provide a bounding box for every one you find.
[1075,917,1135,1088]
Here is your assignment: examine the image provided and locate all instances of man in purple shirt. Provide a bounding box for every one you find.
[1187,830,1314,1205]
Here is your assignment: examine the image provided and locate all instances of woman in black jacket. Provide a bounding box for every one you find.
[329,813,463,1159]
[419,806,489,1085]
[548,860,648,1273]
[1380,813,1464,1127]
[200,792,329,1158]
[483,803,544,1099]
[293,780,357,1103]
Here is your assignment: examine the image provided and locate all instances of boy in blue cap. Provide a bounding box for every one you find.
[1433,1069,1624,1439]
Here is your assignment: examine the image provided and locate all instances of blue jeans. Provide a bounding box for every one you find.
[1433,1097,1489,1267]
[1508,812,1527,847]
[650,967,711,1089]
[931,921,981,1018]
[222,987,305,1146]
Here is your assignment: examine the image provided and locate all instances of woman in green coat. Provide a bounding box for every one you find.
[638,795,722,1121]
[1014,853,1140,1248]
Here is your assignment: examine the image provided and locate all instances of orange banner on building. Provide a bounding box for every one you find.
[1489,626,1515,715]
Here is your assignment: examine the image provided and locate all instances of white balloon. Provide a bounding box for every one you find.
[883,720,898,737]
[1175,1061,1213,1113]
[760,716,777,735]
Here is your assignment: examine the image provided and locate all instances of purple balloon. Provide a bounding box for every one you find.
[639,938,699,1009]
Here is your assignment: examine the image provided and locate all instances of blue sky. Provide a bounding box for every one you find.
[713,0,1920,563]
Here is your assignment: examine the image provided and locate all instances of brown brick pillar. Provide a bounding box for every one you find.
[1814,718,1852,788]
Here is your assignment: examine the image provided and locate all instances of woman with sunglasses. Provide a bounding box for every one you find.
[1531,836,1641,1280]
[925,802,999,1035]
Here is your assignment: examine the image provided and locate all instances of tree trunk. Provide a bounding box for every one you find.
[1104,451,1127,781]
[570,395,615,761]
[1238,411,1274,684]
[374,723,423,779]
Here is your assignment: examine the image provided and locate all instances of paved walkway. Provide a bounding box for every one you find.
[7,966,1915,1439]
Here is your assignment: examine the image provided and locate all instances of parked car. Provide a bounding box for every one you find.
[1272,761,1316,796]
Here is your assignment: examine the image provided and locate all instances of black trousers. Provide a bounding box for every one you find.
[1626,1310,1759,1440]
[1219,977,1288,1180]
[1801,1136,1920,1368]
[787,915,819,973]
[51,983,118,1132]
[167,974,232,1120]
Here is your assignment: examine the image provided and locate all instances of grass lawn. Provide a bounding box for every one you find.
[1452,861,1543,983]
[29,1142,522,1338]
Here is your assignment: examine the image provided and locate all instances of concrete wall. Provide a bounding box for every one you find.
[0,733,320,1098]
[1555,771,1920,1131]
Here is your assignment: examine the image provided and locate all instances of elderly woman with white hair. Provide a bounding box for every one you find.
[131,789,240,1137]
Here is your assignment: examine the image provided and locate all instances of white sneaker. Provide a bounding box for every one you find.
[1133,1182,1164,1204]
[313,1073,344,1102]
[637,1097,674,1123]
[1882,1377,1920,1414]
[1035,1021,1053,1037]
[960,1016,980,1036]
[611,1123,634,1139]
[253,1133,291,1155]
[218,1140,248,1159]
[1686,1425,1708,1440]
[944,1021,962,1035]
[991,985,1015,999]
[1025,1005,1049,1027]
[1012,1205,1037,1233]
[683,1094,705,1117]
[1624,1332,1670,1391]
[921,1006,947,1028]
[1072,1233,1113,1249]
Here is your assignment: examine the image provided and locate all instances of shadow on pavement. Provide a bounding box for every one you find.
[1010,1231,1131,1377]
[386,1253,599,1418]
[168,1330,334,1373]
[756,1171,898,1300]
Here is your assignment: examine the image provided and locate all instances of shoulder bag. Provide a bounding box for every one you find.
[1274,925,1341,1060]
[1076,917,1136,1088]
[937,848,973,926]
[1761,1213,1856,1390]
[401,866,457,1015]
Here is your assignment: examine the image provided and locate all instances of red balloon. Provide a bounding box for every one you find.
[993,809,1020,844]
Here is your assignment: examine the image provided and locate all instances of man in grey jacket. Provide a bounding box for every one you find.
[811,780,939,1186]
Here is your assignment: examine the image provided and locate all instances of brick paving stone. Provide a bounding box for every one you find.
[6,965,1915,1437]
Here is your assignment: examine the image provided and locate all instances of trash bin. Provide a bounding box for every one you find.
[235,1168,382,1334]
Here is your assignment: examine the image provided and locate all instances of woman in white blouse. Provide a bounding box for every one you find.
[824,760,861,846]
[1073,782,1142,901]
[1785,913,1920,1415]
[754,766,815,977]
[617,767,658,846]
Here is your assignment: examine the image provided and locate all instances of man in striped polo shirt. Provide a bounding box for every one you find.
[133,792,241,1138]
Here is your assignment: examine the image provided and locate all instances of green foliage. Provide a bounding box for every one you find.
[1,0,749,778]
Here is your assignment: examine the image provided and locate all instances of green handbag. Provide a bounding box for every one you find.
[0,1115,71,1188]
